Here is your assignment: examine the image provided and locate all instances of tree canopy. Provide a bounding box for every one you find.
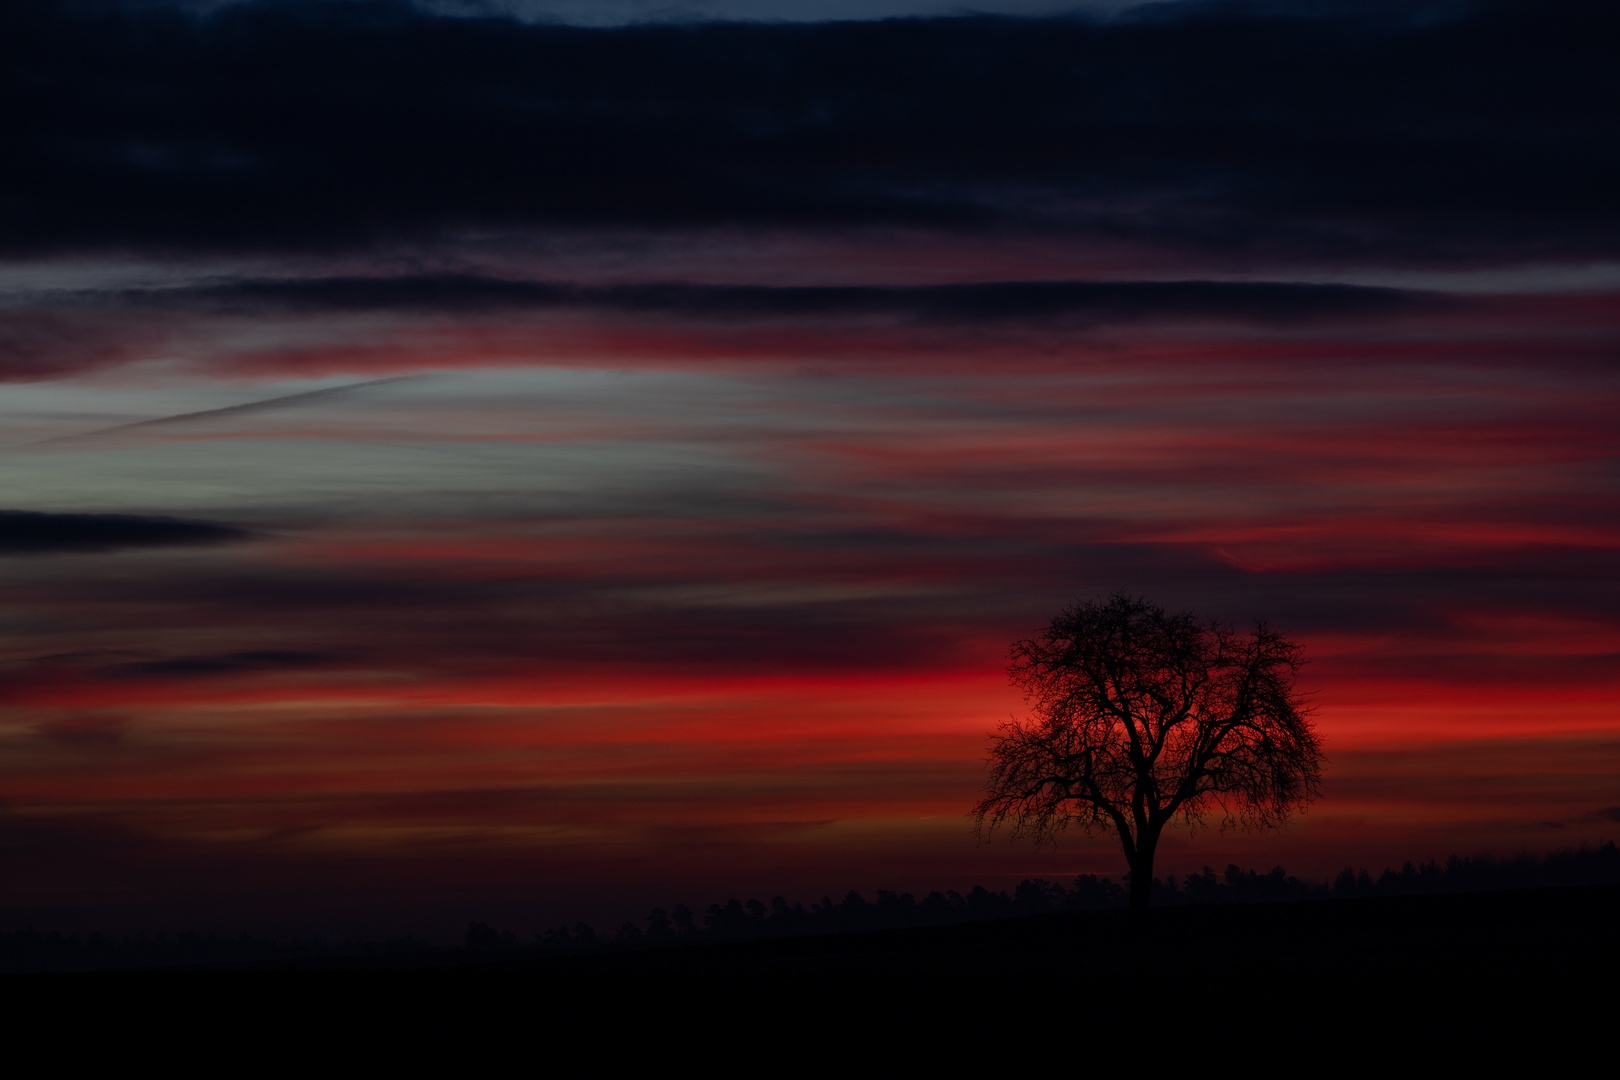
[973,594,1323,912]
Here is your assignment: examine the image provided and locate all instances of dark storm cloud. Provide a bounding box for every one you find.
[4,0,1616,261]
[0,510,250,554]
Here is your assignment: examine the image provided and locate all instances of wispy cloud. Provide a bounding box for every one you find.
[0,510,251,554]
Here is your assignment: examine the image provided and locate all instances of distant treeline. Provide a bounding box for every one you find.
[508,840,1620,952]
[4,842,1614,971]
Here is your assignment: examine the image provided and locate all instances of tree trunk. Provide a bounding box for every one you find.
[1128,858,1153,917]
[1129,834,1159,929]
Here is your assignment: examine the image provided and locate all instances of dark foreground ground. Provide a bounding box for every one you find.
[9,886,1614,1060]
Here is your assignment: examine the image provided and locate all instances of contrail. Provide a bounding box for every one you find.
[26,374,426,446]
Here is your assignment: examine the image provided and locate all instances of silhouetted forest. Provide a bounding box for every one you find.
[523,840,1620,951]
[5,841,1614,972]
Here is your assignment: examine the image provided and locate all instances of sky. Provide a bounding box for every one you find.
[2,0,1618,937]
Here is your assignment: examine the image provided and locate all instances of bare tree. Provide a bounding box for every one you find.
[973,594,1323,915]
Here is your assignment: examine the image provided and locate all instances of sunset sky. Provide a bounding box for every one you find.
[2,0,1617,936]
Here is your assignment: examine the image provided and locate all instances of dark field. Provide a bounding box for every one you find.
[12,885,1613,1059]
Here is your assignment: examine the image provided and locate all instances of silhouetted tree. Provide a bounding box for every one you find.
[704,899,752,935]
[768,896,811,932]
[1013,878,1065,913]
[1068,873,1126,909]
[964,885,1011,918]
[464,921,516,951]
[974,594,1323,916]
[916,890,953,922]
